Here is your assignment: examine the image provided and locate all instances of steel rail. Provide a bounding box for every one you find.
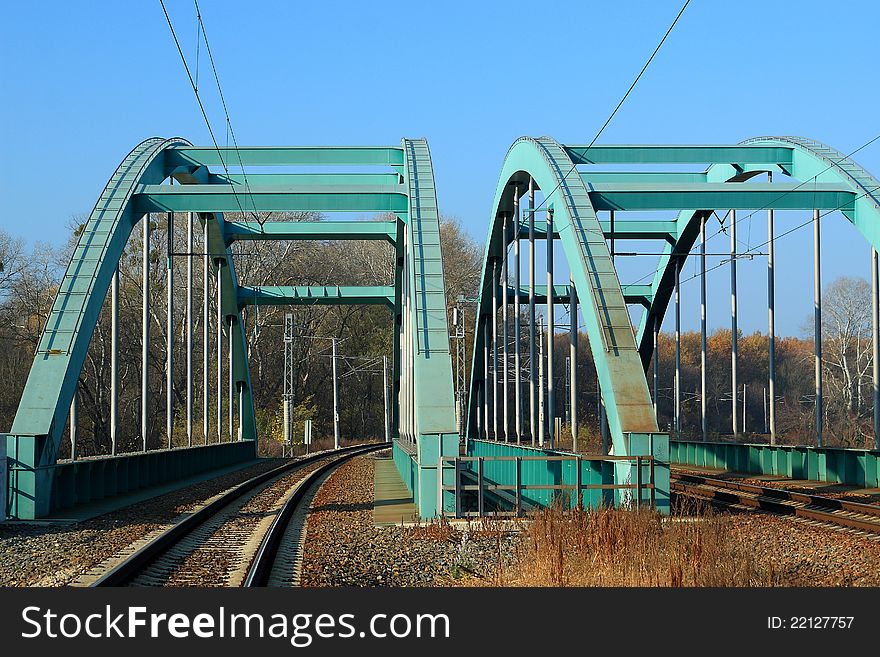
[244,443,385,587]
[671,471,880,534]
[90,443,379,586]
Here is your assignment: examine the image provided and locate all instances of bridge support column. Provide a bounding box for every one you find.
[111,267,119,456]
[203,218,210,445]
[513,192,522,444]
[622,432,670,514]
[546,208,555,449]
[70,387,78,460]
[483,319,490,439]
[5,434,52,519]
[217,261,223,443]
[538,315,545,447]
[166,211,174,449]
[813,209,823,447]
[186,211,193,447]
[653,315,659,422]
[142,213,150,452]
[528,178,536,446]
[502,214,509,442]
[731,209,739,436]
[873,248,880,450]
[228,317,234,442]
[570,278,578,451]
[768,173,777,444]
[492,262,499,440]
[700,217,707,442]
[674,258,681,437]
[419,432,460,518]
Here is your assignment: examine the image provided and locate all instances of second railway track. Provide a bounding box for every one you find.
[90,443,383,587]
[672,470,880,537]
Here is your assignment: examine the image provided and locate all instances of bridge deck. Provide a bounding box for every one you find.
[373,456,418,526]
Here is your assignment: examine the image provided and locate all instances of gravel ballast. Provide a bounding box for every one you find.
[0,458,290,587]
[299,453,519,587]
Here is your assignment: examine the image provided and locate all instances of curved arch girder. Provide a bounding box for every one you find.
[467,136,659,459]
[399,138,457,441]
[8,137,255,518]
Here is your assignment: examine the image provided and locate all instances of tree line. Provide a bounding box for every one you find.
[0,216,874,455]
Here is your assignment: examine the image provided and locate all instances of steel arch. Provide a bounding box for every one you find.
[466,136,660,461]
[7,137,457,519]
[7,137,257,518]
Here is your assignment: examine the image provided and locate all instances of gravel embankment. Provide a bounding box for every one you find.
[0,458,290,587]
[300,453,519,587]
[728,514,880,586]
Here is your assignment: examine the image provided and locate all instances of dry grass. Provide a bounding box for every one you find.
[500,500,776,587]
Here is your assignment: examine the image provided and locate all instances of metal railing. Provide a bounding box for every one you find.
[439,454,655,518]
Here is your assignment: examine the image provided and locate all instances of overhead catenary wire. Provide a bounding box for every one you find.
[158,0,249,221]
[530,0,691,216]
[662,183,880,298]
[193,0,262,226]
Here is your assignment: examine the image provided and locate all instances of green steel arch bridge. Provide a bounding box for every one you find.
[5,135,880,520]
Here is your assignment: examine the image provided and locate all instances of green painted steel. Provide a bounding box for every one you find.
[462,439,613,510]
[462,134,880,514]
[669,440,880,489]
[467,136,663,474]
[210,172,403,186]
[398,139,459,518]
[237,285,395,308]
[7,136,456,520]
[9,137,199,519]
[519,219,676,241]
[133,184,409,214]
[224,220,398,245]
[455,438,669,513]
[14,441,256,518]
[165,146,405,168]
[564,144,793,166]
[582,171,708,184]
[586,182,854,212]
[633,136,880,366]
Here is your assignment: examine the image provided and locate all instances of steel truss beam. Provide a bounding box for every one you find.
[224,220,398,245]
[132,184,408,214]
[238,285,395,308]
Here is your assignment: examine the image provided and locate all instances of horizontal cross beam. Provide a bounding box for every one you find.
[132,185,409,214]
[517,219,677,241]
[224,220,398,245]
[581,171,708,184]
[498,284,651,306]
[210,172,403,186]
[564,144,793,166]
[165,146,404,168]
[584,183,854,211]
[237,285,395,308]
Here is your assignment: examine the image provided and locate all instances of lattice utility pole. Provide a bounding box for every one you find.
[282,313,294,454]
[451,305,467,437]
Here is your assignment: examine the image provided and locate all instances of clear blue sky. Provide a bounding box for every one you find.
[1,0,878,337]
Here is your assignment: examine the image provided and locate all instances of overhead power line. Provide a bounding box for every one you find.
[157,0,252,221]
[532,0,692,215]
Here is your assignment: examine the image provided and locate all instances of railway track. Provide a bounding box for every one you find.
[90,443,383,587]
[671,470,880,537]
